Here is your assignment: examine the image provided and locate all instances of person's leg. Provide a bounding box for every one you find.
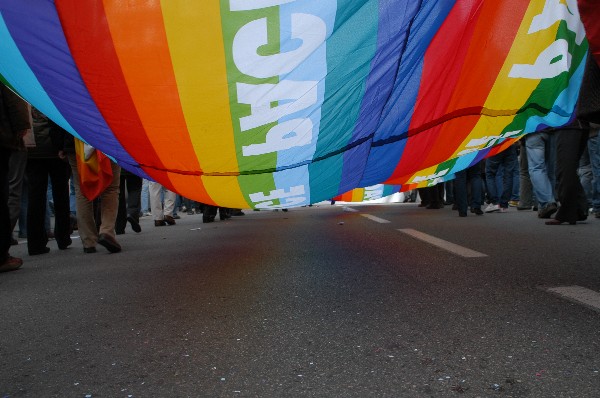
[510,153,520,203]
[518,140,534,208]
[115,174,127,234]
[454,170,468,215]
[67,154,98,249]
[1,148,14,263]
[526,132,555,208]
[163,189,176,217]
[468,165,483,212]
[578,141,593,208]
[26,159,50,254]
[98,162,121,239]
[149,181,164,221]
[126,174,142,218]
[7,150,27,233]
[485,156,501,205]
[554,129,588,223]
[588,133,600,215]
[48,159,72,249]
[141,179,150,215]
[499,147,516,209]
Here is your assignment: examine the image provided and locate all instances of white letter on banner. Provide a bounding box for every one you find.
[230,0,295,11]
[528,0,585,45]
[233,14,326,79]
[249,185,306,208]
[237,81,318,131]
[509,39,571,79]
[242,118,313,156]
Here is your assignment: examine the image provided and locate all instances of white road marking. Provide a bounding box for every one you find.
[343,207,359,212]
[546,286,600,313]
[361,214,391,224]
[398,228,488,258]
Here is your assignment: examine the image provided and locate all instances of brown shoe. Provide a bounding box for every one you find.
[154,220,167,227]
[164,215,176,225]
[97,233,122,253]
[0,256,23,273]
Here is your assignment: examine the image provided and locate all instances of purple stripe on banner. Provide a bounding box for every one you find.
[2,0,149,178]
[358,0,455,186]
[338,0,420,194]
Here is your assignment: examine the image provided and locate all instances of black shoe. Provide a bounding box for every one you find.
[473,208,483,215]
[10,238,18,246]
[127,215,141,233]
[517,205,532,211]
[116,230,126,235]
[29,247,50,256]
[203,215,215,223]
[58,237,72,250]
[83,247,97,254]
[98,233,122,253]
[232,211,245,216]
[458,212,467,217]
[172,214,181,220]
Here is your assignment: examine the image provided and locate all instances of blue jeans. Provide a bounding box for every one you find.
[588,132,600,212]
[526,131,556,208]
[485,145,517,208]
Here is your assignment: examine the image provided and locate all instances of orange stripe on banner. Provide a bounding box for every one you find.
[102,1,213,202]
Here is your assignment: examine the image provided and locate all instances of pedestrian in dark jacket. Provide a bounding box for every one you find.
[25,108,72,255]
[0,83,30,271]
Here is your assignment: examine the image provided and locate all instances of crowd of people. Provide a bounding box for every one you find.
[2,51,599,272]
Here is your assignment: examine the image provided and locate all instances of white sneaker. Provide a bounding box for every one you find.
[485,204,500,213]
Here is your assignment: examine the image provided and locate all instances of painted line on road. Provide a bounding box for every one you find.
[398,228,488,258]
[546,286,600,313]
[343,206,359,212]
[361,214,391,224]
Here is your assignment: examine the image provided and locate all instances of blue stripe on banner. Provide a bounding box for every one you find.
[0,1,149,178]
[359,0,455,186]
[337,0,420,195]
[0,12,79,140]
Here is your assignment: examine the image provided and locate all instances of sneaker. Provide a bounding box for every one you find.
[485,204,500,213]
[172,214,181,220]
[0,256,23,272]
[538,202,558,219]
[508,200,519,207]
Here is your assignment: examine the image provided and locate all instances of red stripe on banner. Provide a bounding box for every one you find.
[386,1,529,183]
[55,1,173,188]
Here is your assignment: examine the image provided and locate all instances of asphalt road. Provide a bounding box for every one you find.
[1,203,599,397]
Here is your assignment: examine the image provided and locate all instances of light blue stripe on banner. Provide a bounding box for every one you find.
[274,1,337,205]
[0,12,80,139]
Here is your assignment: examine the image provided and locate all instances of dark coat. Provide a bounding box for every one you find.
[0,83,30,150]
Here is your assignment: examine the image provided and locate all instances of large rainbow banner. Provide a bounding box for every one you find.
[0,1,590,208]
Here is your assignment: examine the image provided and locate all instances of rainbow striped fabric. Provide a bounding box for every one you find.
[0,1,589,208]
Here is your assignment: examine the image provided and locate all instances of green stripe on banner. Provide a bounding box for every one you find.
[220,3,280,203]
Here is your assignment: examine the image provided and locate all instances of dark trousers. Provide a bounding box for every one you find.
[115,172,142,232]
[1,148,11,261]
[555,128,589,223]
[454,164,483,214]
[26,158,71,252]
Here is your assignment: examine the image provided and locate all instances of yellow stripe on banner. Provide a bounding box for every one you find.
[452,1,552,157]
[160,1,249,207]
[352,189,365,203]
